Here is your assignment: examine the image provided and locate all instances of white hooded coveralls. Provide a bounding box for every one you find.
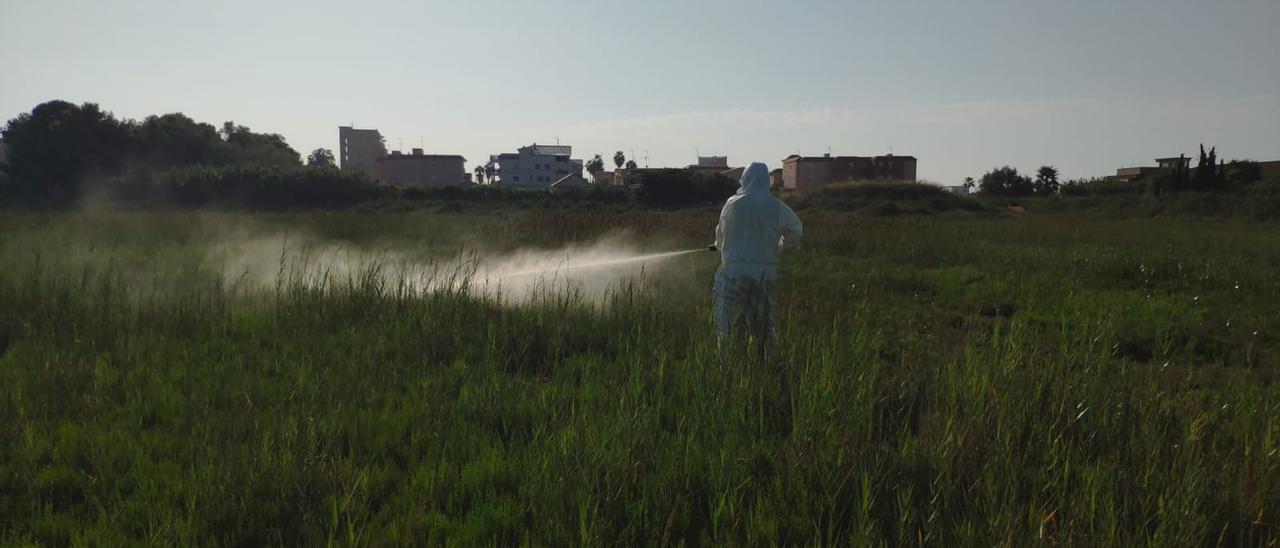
[713,162,803,344]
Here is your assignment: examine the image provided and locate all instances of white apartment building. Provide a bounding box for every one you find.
[490,144,584,188]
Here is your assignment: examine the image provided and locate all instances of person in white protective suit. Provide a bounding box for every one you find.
[712,162,802,357]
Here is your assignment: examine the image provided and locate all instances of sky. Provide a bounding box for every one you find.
[2,0,1278,184]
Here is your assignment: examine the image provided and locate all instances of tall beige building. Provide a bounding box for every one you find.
[338,126,386,173]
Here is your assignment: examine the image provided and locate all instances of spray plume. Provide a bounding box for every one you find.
[213,233,711,305]
[497,249,705,279]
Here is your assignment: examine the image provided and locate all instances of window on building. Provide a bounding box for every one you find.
[514,176,520,182]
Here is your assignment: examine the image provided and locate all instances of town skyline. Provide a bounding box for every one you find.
[3,0,1278,184]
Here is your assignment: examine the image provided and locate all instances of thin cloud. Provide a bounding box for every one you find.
[564,99,1093,135]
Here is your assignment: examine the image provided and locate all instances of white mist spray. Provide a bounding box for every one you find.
[495,249,705,279]
[211,232,711,305]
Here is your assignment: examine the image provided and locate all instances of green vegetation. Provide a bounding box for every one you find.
[978,166,1035,197]
[792,181,985,215]
[2,210,1278,545]
[1,102,301,206]
[1019,187,1280,221]
[632,171,737,208]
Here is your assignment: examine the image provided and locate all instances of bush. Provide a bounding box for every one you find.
[1060,177,1144,197]
[1031,187,1280,220]
[978,166,1034,196]
[398,184,631,210]
[635,170,736,207]
[793,181,984,215]
[88,166,389,209]
[1224,160,1262,189]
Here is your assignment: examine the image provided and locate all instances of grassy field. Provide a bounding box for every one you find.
[1,209,1279,546]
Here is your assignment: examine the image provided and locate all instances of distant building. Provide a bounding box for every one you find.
[1112,155,1190,182]
[1260,161,1280,179]
[490,144,584,188]
[1113,166,1160,182]
[613,163,746,187]
[548,173,591,192]
[374,149,466,188]
[588,170,613,185]
[782,156,832,190]
[686,156,733,175]
[781,153,917,190]
[338,126,386,173]
[612,167,670,187]
[872,155,918,181]
[942,185,970,195]
[1156,156,1191,170]
[684,156,744,178]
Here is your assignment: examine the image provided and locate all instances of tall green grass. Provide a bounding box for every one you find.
[1,211,1277,545]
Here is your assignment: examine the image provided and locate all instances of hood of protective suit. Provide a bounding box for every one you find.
[737,162,771,196]
[715,161,803,268]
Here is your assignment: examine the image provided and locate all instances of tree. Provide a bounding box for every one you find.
[131,113,223,167]
[635,170,737,207]
[216,121,301,167]
[306,148,336,168]
[1,100,132,204]
[484,162,497,186]
[1192,144,1223,192]
[586,154,605,180]
[1224,159,1261,189]
[963,177,975,193]
[474,165,486,185]
[613,151,626,169]
[1034,166,1060,196]
[625,159,637,170]
[978,166,1034,196]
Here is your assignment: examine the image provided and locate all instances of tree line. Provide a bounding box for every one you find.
[973,146,1268,198]
[0,101,736,210]
[0,100,363,208]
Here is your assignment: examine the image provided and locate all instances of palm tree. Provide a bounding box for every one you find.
[963,177,975,193]
[586,154,605,182]
[474,165,485,185]
[484,162,497,186]
[613,151,626,169]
